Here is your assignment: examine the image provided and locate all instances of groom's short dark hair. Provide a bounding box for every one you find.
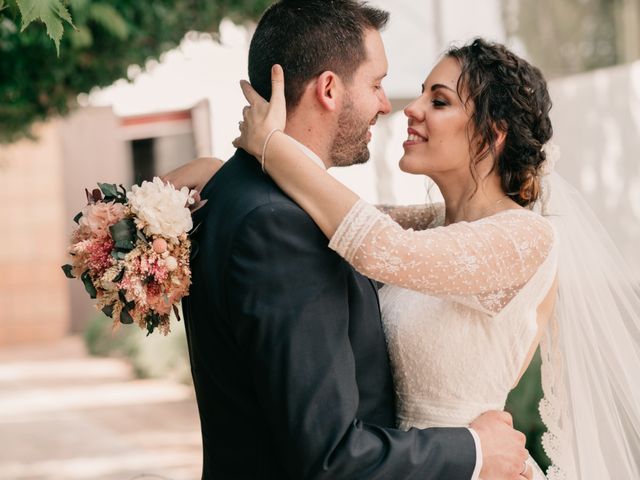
[248,0,389,110]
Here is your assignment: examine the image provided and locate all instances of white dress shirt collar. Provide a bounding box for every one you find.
[289,137,327,170]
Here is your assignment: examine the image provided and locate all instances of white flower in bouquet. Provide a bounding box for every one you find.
[127,177,194,240]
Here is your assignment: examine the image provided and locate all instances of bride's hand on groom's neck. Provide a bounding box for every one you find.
[161,156,224,194]
[233,64,287,159]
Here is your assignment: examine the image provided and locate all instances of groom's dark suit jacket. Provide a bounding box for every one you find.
[183,149,476,479]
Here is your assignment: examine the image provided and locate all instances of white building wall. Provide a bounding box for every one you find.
[548,61,640,278]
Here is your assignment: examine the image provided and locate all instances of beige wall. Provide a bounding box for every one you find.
[0,122,70,345]
[59,107,131,333]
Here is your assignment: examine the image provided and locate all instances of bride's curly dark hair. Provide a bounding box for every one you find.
[446,38,553,207]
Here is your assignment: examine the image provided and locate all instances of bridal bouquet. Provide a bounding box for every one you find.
[62,177,197,335]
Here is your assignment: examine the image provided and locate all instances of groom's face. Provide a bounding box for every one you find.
[329,29,391,167]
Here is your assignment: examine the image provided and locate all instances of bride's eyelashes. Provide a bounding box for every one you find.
[431,98,449,108]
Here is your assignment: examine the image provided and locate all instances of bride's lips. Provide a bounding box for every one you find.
[403,128,428,148]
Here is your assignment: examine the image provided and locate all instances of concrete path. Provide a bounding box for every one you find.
[0,337,202,480]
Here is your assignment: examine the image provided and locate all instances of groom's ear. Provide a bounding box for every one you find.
[314,71,341,112]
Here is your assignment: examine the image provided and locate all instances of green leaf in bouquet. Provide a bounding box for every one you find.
[113,269,125,283]
[98,183,119,199]
[136,229,149,245]
[73,211,83,224]
[115,238,135,251]
[145,312,161,336]
[81,271,97,299]
[98,183,128,203]
[120,305,134,324]
[172,304,182,322]
[111,250,127,260]
[109,218,136,252]
[102,304,114,318]
[61,264,75,279]
[114,291,137,328]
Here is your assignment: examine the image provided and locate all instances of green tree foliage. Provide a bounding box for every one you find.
[505,349,550,471]
[11,0,74,54]
[0,0,272,143]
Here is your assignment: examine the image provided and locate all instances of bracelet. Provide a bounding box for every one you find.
[261,128,283,173]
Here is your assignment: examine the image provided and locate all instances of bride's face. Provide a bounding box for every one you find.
[399,56,475,177]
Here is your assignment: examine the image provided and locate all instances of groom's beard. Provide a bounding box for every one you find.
[330,95,375,168]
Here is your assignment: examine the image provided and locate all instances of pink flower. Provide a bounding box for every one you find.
[149,260,169,283]
[146,280,172,315]
[152,238,168,254]
[86,236,115,274]
[76,202,127,240]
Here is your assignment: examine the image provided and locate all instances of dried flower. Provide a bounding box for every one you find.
[127,177,195,240]
[63,178,194,335]
[75,202,126,241]
[152,238,168,254]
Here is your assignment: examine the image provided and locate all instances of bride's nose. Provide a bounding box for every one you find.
[404,99,424,122]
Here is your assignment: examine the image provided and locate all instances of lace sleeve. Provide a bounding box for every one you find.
[376,203,444,230]
[329,200,554,310]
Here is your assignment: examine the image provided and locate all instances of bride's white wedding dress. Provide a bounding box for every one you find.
[330,201,557,479]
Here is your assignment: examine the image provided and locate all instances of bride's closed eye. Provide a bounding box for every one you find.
[431,99,449,108]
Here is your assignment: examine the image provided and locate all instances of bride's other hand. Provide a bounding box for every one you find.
[233,64,287,159]
[470,410,530,480]
[161,156,224,194]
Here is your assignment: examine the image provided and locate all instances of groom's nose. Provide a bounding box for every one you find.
[378,88,391,115]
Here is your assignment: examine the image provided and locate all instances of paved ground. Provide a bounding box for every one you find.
[0,336,203,480]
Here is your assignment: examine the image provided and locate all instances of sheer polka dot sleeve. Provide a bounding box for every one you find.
[329,200,555,312]
[376,203,445,230]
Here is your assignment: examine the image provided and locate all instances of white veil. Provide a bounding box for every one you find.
[533,156,640,479]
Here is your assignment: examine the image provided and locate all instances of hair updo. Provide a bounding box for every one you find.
[446,38,553,207]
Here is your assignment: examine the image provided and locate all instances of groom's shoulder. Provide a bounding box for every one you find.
[203,149,318,235]
[215,149,298,206]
